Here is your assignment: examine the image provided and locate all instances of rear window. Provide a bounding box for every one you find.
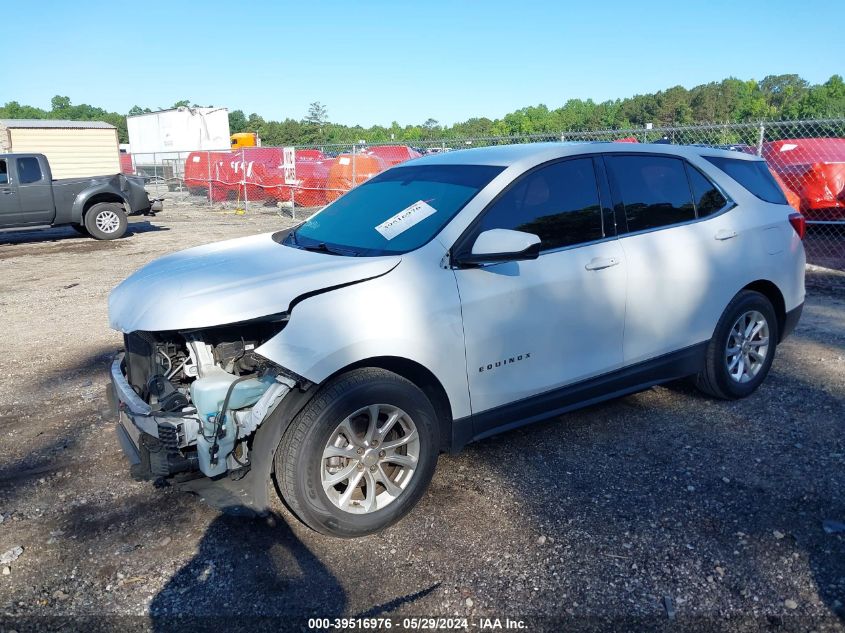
[703,156,787,205]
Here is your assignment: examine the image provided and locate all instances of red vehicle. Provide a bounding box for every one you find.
[762,138,845,220]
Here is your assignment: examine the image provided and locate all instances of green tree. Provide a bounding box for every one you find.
[305,102,328,126]
[50,95,71,113]
[228,109,248,134]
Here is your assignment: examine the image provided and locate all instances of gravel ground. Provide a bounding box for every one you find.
[0,201,843,632]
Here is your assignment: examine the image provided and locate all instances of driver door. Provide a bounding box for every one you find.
[453,157,627,431]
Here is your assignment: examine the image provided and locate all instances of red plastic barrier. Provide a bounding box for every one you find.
[325,153,388,202]
[265,155,330,208]
[184,151,231,193]
[769,167,801,211]
[762,138,845,219]
[365,145,422,167]
[119,153,134,175]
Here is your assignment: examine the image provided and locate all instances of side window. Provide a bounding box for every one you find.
[0,160,7,185]
[17,157,43,185]
[606,155,695,232]
[475,158,604,251]
[703,156,788,205]
[686,165,728,217]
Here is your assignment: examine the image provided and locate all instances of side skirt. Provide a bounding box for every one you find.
[451,342,708,450]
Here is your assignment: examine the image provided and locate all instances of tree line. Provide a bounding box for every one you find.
[1,74,843,146]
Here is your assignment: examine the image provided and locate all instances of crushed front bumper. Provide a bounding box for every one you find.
[109,354,197,480]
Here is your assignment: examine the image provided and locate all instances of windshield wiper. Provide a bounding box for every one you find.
[299,242,357,256]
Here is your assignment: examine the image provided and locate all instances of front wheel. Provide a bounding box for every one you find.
[275,368,439,537]
[695,290,779,399]
[84,202,128,240]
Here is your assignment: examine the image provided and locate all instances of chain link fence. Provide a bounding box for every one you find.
[129,118,845,290]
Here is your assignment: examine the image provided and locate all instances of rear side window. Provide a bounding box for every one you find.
[704,156,787,205]
[17,157,43,184]
[605,155,695,232]
[476,157,604,251]
[686,165,728,217]
[0,160,7,185]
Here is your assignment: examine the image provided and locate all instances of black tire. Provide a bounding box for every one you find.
[695,290,779,399]
[275,368,439,538]
[70,224,88,236]
[83,202,127,240]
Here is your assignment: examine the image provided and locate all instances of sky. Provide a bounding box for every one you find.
[2,0,843,127]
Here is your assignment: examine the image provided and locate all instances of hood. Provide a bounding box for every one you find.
[109,232,400,332]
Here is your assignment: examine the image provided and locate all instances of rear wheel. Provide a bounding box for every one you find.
[275,368,439,537]
[695,290,778,399]
[84,202,127,240]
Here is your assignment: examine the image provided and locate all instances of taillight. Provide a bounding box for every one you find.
[788,212,806,240]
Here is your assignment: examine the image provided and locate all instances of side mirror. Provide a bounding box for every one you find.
[455,229,541,266]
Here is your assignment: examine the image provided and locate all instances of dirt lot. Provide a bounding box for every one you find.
[0,202,843,632]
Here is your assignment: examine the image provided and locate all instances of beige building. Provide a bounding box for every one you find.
[0,119,120,179]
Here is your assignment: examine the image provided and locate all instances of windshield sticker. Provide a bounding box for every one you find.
[375,200,438,240]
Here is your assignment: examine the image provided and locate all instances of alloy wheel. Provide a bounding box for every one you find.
[725,310,770,383]
[321,404,420,514]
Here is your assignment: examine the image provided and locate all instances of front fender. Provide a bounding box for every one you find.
[255,242,471,420]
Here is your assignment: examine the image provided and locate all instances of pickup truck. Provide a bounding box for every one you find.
[0,153,162,240]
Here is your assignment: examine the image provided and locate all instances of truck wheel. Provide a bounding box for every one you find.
[695,290,778,400]
[275,368,439,537]
[84,203,127,240]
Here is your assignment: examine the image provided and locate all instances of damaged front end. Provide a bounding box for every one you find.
[110,316,303,484]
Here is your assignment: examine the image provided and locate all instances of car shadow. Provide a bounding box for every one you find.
[148,512,347,630]
[0,220,167,246]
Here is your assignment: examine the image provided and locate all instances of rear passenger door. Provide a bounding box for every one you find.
[603,154,737,365]
[454,157,627,422]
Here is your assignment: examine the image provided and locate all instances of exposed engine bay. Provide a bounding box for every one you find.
[118,318,299,480]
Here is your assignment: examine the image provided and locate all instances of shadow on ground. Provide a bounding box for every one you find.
[0,220,167,247]
[148,513,346,630]
[468,365,844,627]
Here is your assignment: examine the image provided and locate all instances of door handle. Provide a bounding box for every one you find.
[585,257,620,271]
[0,189,13,195]
[715,229,737,241]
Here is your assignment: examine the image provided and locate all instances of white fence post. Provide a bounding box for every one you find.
[241,147,248,211]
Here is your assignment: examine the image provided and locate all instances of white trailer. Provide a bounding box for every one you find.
[127,108,231,187]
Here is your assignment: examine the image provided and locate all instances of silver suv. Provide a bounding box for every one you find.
[109,143,805,537]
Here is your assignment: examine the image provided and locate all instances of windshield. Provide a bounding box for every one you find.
[285,164,504,256]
